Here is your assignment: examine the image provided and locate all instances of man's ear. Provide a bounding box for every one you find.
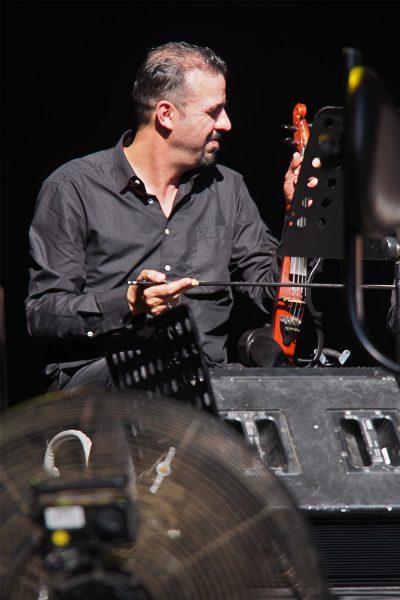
[155,100,176,132]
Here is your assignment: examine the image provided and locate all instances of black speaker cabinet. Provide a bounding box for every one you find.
[210,367,400,596]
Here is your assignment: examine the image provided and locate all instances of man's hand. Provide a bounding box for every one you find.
[283,152,321,205]
[127,269,198,316]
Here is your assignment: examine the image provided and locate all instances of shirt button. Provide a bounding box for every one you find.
[164,265,171,272]
[148,198,153,205]
[165,228,170,235]
[87,331,94,338]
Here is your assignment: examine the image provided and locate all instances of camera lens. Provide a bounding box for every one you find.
[95,508,124,539]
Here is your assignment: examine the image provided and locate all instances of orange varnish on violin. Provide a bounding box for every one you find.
[272,103,310,361]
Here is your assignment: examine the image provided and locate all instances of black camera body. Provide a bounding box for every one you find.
[32,474,137,548]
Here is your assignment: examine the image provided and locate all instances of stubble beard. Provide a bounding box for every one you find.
[199,145,218,167]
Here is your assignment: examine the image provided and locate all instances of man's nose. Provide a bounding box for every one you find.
[216,108,232,132]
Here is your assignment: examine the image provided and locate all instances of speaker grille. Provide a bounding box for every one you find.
[308,512,400,588]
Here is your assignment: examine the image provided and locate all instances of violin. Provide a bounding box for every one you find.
[272,103,310,361]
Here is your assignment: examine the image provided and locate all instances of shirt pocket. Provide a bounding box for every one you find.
[194,226,234,277]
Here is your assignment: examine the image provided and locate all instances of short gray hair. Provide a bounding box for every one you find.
[132,41,227,126]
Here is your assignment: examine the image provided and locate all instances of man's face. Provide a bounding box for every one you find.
[172,69,231,167]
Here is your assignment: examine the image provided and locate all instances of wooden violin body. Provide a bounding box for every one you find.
[272,103,310,361]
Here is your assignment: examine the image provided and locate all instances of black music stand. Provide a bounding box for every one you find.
[104,305,217,414]
[344,59,400,370]
[276,90,399,368]
[283,48,400,371]
[277,105,386,261]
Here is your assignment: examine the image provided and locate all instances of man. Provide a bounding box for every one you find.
[26,42,301,390]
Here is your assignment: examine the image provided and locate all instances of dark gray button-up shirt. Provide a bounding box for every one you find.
[26,131,279,368]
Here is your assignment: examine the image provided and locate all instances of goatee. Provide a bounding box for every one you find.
[199,150,217,167]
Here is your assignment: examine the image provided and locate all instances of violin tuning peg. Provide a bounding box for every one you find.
[282,124,297,131]
[282,137,298,147]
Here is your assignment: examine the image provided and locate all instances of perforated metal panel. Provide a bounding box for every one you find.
[104,305,216,414]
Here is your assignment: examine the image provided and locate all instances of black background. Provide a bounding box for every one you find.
[2,0,399,406]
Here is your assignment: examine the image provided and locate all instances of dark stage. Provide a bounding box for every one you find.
[1,3,400,597]
[2,0,399,406]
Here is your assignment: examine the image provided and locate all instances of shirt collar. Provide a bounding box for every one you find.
[113,130,206,195]
[113,130,136,193]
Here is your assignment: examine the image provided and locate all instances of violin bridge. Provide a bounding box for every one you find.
[280,297,306,304]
